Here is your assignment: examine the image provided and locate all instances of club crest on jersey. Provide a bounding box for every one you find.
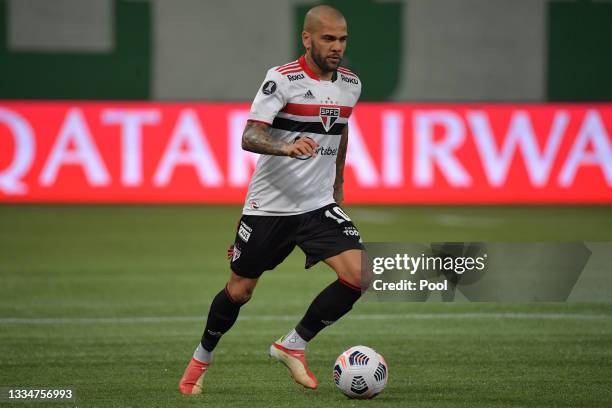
[319,107,340,133]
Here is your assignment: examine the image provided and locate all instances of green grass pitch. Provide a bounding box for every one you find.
[1,205,611,407]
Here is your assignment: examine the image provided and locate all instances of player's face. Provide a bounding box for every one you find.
[308,19,348,73]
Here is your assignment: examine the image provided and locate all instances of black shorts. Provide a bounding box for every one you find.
[229,203,364,279]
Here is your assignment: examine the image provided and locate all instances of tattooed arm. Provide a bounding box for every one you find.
[333,125,348,206]
[242,120,318,158]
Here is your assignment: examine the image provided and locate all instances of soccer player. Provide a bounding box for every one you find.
[179,5,364,394]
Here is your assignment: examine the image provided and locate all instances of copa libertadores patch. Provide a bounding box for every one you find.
[262,80,277,95]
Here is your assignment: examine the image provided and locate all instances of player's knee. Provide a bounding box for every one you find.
[327,250,365,289]
[226,275,257,304]
[341,264,363,288]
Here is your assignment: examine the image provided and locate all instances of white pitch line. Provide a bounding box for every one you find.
[0,313,610,325]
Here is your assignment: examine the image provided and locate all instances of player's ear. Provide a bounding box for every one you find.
[302,30,311,51]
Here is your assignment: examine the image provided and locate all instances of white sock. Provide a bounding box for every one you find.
[193,343,213,363]
[280,328,308,350]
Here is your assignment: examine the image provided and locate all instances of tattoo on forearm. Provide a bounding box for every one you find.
[242,121,289,156]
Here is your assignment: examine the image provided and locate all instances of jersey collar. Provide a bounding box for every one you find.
[299,55,319,80]
[299,55,339,82]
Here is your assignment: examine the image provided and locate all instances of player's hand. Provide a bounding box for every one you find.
[284,136,319,159]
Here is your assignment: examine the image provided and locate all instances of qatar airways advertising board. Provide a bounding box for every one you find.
[0,102,610,204]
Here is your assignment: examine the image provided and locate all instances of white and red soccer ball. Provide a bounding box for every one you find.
[333,345,388,399]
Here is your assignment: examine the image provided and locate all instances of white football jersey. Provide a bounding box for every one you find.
[243,55,362,215]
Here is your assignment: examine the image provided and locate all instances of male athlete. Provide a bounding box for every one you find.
[179,5,364,393]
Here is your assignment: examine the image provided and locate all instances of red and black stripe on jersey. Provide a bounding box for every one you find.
[276,60,300,74]
[272,117,346,135]
[271,103,352,136]
[337,67,357,77]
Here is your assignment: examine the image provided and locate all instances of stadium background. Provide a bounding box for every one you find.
[1,0,611,407]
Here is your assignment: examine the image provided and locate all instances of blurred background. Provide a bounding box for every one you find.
[1,0,611,203]
[2,0,611,101]
[1,1,611,407]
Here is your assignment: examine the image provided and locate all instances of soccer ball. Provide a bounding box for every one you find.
[333,345,388,399]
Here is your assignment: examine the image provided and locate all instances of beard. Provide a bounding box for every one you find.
[310,43,342,73]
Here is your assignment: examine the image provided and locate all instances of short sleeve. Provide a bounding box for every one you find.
[248,69,287,124]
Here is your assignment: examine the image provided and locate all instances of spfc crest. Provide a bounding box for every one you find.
[319,107,340,133]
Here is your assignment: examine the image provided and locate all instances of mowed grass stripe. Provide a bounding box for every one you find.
[1,312,611,325]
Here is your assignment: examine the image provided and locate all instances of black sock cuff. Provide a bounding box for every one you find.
[338,277,362,292]
[201,338,215,352]
[295,324,315,342]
